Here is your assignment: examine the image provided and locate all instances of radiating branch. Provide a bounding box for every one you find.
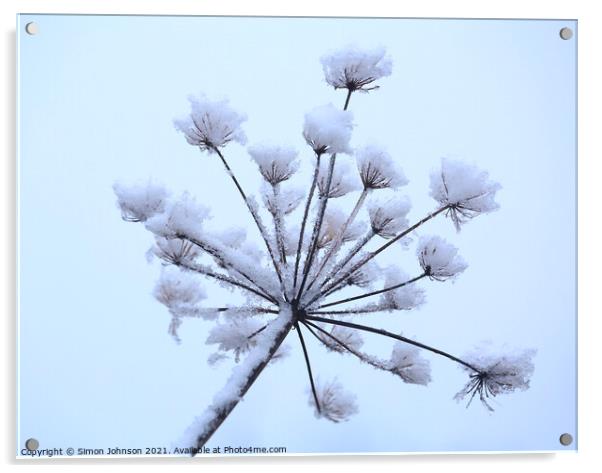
[304,315,482,374]
[319,273,427,309]
[295,322,321,414]
[316,205,449,304]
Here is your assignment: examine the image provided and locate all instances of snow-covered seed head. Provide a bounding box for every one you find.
[154,267,206,310]
[206,317,266,363]
[316,325,364,353]
[430,158,501,231]
[317,207,365,249]
[317,160,362,199]
[310,378,359,423]
[113,181,169,223]
[388,342,432,386]
[417,235,467,281]
[368,195,411,239]
[303,104,354,155]
[262,185,304,216]
[455,347,536,411]
[248,144,299,185]
[152,237,200,265]
[321,45,392,92]
[174,95,247,152]
[380,267,425,310]
[343,260,379,289]
[356,145,408,190]
[144,192,211,239]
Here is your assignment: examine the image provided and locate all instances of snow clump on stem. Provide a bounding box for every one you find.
[303,104,354,155]
[417,236,467,282]
[321,45,392,92]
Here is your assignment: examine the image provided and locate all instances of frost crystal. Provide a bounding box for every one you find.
[207,317,266,362]
[321,45,392,92]
[368,196,411,239]
[430,158,501,230]
[303,104,353,155]
[455,347,536,411]
[318,207,365,249]
[174,95,247,152]
[417,235,467,281]
[310,378,359,423]
[388,343,432,386]
[356,145,408,189]
[154,266,207,310]
[262,185,304,216]
[248,144,299,185]
[152,237,200,265]
[316,326,365,353]
[113,181,169,223]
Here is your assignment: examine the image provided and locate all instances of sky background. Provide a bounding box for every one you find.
[17,15,576,456]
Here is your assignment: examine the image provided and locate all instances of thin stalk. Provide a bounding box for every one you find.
[293,153,322,293]
[308,306,388,316]
[271,183,288,265]
[212,147,286,295]
[317,205,449,303]
[294,322,321,414]
[318,230,375,292]
[297,153,337,299]
[302,320,390,373]
[179,236,278,304]
[305,188,370,295]
[319,273,427,309]
[192,318,294,454]
[343,89,353,111]
[305,315,482,374]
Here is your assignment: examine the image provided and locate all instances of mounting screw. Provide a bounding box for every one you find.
[25,22,39,35]
[559,433,573,446]
[559,27,573,40]
[25,438,39,451]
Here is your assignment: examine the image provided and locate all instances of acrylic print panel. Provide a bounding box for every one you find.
[17,14,577,457]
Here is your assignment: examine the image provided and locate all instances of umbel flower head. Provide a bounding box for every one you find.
[248,144,299,185]
[309,378,359,423]
[417,235,467,281]
[356,145,408,190]
[317,160,362,198]
[455,347,536,411]
[368,196,411,239]
[321,45,393,92]
[113,181,169,223]
[430,158,501,231]
[303,104,354,155]
[174,95,247,152]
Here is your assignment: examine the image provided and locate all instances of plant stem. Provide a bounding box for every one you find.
[294,322,321,414]
[293,153,322,294]
[343,89,353,111]
[304,315,482,374]
[319,205,449,301]
[319,273,427,309]
[192,317,294,454]
[305,188,370,295]
[271,183,288,265]
[297,154,336,299]
[212,147,286,296]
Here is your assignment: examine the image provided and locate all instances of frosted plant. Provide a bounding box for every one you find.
[114,44,535,454]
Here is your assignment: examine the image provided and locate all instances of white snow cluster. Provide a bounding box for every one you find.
[356,145,408,190]
[380,267,425,311]
[388,342,432,386]
[151,237,200,265]
[317,325,365,353]
[430,158,501,230]
[455,346,536,411]
[417,235,467,281]
[145,192,211,240]
[321,45,392,91]
[174,95,247,152]
[153,266,207,310]
[310,378,359,423]
[368,195,411,239]
[113,181,169,223]
[303,104,353,155]
[317,159,362,199]
[248,144,300,185]
[318,207,365,249]
[206,317,267,362]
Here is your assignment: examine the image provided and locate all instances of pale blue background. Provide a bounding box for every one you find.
[17,15,576,455]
